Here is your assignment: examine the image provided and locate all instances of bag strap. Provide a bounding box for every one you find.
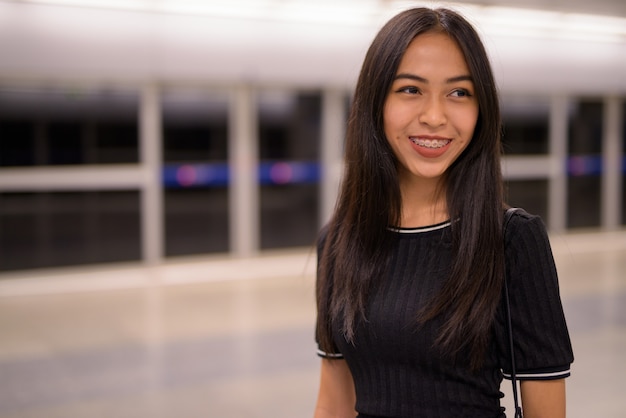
[503,207,523,418]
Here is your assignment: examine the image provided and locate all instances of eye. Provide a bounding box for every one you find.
[449,89,472,98]
[397,86,420,95]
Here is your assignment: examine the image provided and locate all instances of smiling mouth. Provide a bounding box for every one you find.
[410,137,451,149]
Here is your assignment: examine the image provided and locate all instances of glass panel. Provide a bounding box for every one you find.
[164,189,229,256]
[0,192,39,271]
[568,177,602,228]
[162,89,228,163]
[0,86,138,166]
[501,96,550,155]
[0,191,141,272]
[259,90,320,249]
[260,183,319,249]
[49,122,83,165]
[0,121,35,166]
[96,122,140,164]
[161,89,229,256]
[567,99,603,228]
[505,179,549,225]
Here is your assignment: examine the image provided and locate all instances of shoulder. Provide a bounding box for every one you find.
[506,207,541,225]
[504,207,555,269]
[503,208,557,284]
[505,208,548,243]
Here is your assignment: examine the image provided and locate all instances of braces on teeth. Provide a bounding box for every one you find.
[411,138,450,149]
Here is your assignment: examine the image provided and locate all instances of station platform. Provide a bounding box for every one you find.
[0,229,625,417]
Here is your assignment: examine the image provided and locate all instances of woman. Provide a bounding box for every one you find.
[314,7,573,418]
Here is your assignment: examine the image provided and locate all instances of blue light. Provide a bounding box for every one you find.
[567,155,603,177]
[163,161,319,188]
[163,163,229,188]
[163,156,625,188]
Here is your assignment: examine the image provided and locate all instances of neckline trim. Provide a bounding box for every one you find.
[388,220,451,234]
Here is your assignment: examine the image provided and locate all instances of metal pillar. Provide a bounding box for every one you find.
[228,85,259,257]
[602,97,623,230]
[548,96,569,232]
[320,89,346,226]
[140,84,163,264]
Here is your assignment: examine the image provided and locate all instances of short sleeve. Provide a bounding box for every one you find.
[496,209,574,380]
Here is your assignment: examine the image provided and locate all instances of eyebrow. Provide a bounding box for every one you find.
[393,73,473,84]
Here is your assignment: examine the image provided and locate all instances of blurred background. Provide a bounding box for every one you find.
[0,0,624,417]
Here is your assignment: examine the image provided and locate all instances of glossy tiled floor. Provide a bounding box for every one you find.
[0,230,625,418]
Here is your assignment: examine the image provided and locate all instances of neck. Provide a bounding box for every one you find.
[398,176,448,228]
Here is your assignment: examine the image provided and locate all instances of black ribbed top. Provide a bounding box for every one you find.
[317,210,573,418]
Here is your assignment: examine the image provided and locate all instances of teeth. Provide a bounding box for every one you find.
[411,138,451,148]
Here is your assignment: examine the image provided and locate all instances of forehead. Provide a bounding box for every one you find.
[396,31,470,77]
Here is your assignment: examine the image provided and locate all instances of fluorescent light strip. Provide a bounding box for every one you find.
[14,0,383,25]
[12,0,626,41]
[461,5,626,43]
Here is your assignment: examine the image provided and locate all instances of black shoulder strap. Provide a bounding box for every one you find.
[504,207,523,418]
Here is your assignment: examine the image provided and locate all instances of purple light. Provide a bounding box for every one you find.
[269,162,293,184]
[176,165,197,187]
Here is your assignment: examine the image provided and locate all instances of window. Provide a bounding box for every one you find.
[0,191,141,272]
[501,96,550,155]
[567,99,603,229]
[258,90,320,249]
[162,89,229,256]
[0,86,138,166]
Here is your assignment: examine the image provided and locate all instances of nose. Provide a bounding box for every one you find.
[418,96,447,127]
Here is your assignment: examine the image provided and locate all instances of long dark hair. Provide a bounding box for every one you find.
[316,7,504,370]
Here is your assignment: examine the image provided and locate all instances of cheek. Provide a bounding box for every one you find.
[456,107,479,139]
[383,103,410,139]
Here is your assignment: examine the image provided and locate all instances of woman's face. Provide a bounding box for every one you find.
[383,31,478,186]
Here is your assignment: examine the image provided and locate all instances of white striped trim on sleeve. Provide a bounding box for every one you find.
[317,348,344,359]
[502,367,571,380]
